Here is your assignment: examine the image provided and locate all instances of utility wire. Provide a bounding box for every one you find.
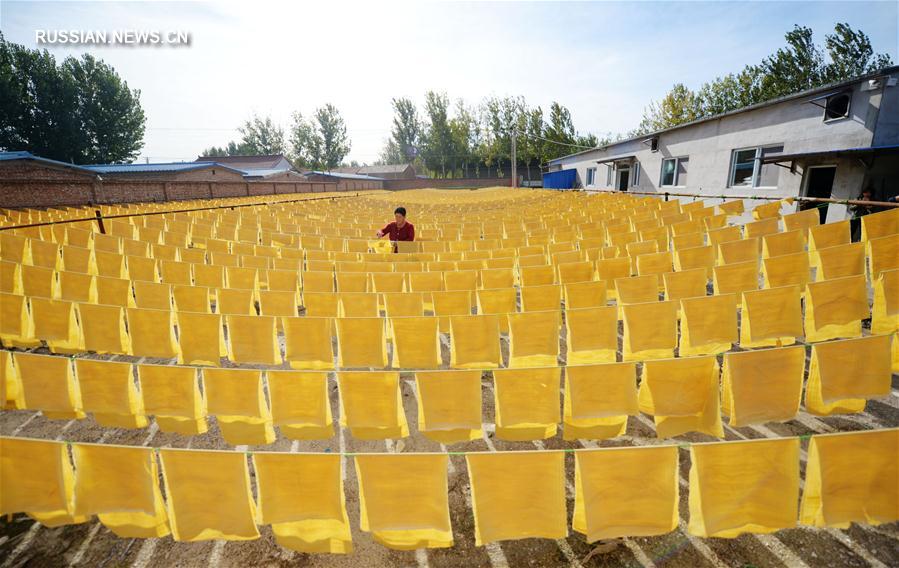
[525,133,600,150]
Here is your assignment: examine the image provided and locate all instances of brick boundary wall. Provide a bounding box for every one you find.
[0,179,342,208]
[382,177,512,190]
[0,162,516,208]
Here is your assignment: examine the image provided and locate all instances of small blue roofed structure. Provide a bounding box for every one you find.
[0,151,99,175]
[542,169,578,189]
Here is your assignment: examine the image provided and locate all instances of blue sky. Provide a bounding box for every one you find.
[2,1,897,164]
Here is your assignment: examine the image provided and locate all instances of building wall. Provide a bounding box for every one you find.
[336,180,383,191]
[552,77,896,221]
[359,166,416,179]
[382,177,512,190]
[0,161,338,207]
[100,167,248,183]
[873,77,899,146]
[256,172,305,183]
[302,174,384,191]
[0,162,98,207]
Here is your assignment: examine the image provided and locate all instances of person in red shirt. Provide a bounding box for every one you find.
[376,207,415,243]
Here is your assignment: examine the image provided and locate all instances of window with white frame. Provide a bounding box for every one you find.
[729,145,784,188]
[660,156,687,187]
[632,162,641,186]
[586,167,596,187]
[606,165,613,186]
[676,157,688,186]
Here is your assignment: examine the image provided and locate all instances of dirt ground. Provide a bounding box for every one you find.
[2,313,898,568]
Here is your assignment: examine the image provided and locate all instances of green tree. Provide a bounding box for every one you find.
[0,32,145,163]
[313,104,351,170]
[523,106,545,179]
[237,114,285,155]
[200,146,227,157]
[481,95,526,177]
[448,100,477,178]
[288,111,320,168]
[421,91,454,177]
[380,97,421,164]
[755,25,825,100]
[200,140,254,157]
[286,105,350,170]
[542,102,578,162]
[64,54,146,163]
[635,83,699,134]
[636,23,892,136]
[694,67,764,117]
[824,23,894,82]
[576,132,599,149]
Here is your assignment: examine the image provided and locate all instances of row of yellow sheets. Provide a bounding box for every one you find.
[1,429,896,550]
[5,202,897,272]
[3,259,896,325]
[5,221,898,280]
[3,275,897,367]
[3,232,897,305]
[0,237,578,270]
[0,187,885,231]
[4,190,897,247]
[2,191,561,235]
[3,336,893,446]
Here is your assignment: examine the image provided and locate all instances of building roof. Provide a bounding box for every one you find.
[242,169,306,179]
[1,151,275,179]
[0,151,99,175]
[357,164,413,174]
[549,65,899,165]
[304,170,384,181]
[595,155,636,164]
[81,161,246,175]
[195,154,292,171]
[330,164,414,175]
[331,166,362,174]
[760,144,899,164]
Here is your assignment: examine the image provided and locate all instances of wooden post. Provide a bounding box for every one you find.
[94,209,106,234]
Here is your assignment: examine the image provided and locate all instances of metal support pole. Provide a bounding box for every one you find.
[94,209,106,234]
[510,130,517,188]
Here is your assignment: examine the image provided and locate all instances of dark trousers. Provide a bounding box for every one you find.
[850,218,862,242]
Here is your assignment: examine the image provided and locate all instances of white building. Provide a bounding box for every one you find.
[548,66,899,223]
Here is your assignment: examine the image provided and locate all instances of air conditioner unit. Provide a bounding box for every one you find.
[861,79,881,91]
[862,76,896,91]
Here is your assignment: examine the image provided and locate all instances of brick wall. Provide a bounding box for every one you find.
[0,163,98,207]
[382,177,512,190]
[0,161,339,207]
[96,182,167,203]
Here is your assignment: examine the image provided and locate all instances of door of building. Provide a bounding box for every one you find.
[617,169,630,192]
[802,165,837,223]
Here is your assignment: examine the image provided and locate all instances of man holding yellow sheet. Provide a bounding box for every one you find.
[375,207,415,245]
